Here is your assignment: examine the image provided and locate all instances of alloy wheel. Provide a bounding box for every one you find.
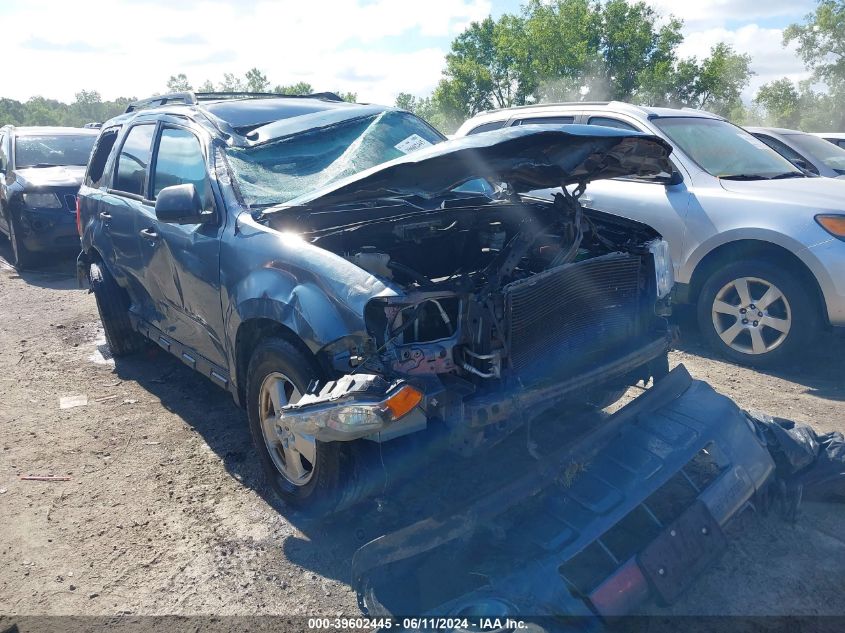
[257,372,315,486]
[711,276,792,355]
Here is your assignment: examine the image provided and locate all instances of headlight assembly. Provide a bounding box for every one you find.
[647,238,674,299]
[22,192,62,209]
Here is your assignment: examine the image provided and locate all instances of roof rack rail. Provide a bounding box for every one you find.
[125,92,197,113]
[125,91,346,113]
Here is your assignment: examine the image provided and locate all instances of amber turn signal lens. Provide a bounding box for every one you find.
[384,385,423,420]
[816,214,845,238]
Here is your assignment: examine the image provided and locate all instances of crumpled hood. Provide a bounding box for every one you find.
[14,165,86,189]
[276,124,673,211]
[719,175,845,211]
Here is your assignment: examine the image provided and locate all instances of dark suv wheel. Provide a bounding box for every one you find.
[8,212,35,270]
[90,262,145,357]
[245,337,349,513]
[696,259,819,368]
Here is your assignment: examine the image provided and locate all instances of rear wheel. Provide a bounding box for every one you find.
[90,262,145,357]
[246,337,348,513]
[696,259,818,368]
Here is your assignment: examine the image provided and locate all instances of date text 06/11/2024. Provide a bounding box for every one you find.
[307,617,530,630]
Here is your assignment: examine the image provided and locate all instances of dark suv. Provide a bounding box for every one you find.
[0,125,98,268]
[78,91,676,511]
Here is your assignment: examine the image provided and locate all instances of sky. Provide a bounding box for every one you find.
[1,0,818,106]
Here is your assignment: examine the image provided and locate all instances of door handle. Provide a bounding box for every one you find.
[99,211,112,221]
[139,228,159,241]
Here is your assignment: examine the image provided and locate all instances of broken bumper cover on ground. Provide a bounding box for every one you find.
[282,333,672,443]
[351,366,775,621]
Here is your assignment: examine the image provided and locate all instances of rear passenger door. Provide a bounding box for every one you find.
[100,123,156,306]
[138,124,225,367]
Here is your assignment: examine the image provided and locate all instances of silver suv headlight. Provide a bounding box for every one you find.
[647,238,674,299]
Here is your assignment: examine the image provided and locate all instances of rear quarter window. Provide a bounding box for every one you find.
[85,127,121,188]
[512,116,575,125]
[466,120,506,135]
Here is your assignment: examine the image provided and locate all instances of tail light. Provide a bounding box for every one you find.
[75,196,82,236]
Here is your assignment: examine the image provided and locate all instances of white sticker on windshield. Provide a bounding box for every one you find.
[394,134,433,154]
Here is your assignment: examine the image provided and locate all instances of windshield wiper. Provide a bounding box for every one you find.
[770,171,805,179]
[21,163,61,168]
[718,174,770,181]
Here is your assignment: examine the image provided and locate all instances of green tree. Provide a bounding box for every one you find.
[218,73,244,92]
[692,43,754,115]
[783,0,845,128]
[754,78,801,127]
[244,67,270,92]
[784,1,845,87]
[334,90,357,103]
[166,73,192,92]
[197,79,215,92]
[273,81,314,95]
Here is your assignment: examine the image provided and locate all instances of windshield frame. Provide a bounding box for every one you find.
[651,116,801,180]
[13,132,97,169]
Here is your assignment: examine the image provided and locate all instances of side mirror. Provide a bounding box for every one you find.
[154,184,210,224]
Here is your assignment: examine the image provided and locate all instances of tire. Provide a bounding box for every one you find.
[696,259,819,368]
[89,262,145,357]
[8,212,36,270]
[245,337,349,513]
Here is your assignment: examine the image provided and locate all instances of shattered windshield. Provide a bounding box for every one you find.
[225,111,445,207]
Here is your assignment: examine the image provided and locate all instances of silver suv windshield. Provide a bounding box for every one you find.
[225,110,444,207]
[652,117,802,180]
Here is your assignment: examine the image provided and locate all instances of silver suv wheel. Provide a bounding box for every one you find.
[711,276,792,355]
[258,372,316,486]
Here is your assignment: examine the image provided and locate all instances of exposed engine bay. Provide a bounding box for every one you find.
[271,189,667,390]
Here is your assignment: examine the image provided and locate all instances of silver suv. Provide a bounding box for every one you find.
[455,102,845,367]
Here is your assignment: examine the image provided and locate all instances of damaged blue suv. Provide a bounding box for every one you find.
[78,91,681,511]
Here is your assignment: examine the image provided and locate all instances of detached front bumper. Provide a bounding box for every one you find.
[282,333,672,444]
[352,366,775,620]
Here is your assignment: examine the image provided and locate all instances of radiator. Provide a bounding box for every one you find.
[504,253,644,380]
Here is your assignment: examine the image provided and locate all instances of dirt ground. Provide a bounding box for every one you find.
[1,245,843,619]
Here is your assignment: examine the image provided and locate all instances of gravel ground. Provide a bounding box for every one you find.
[1,246,843,619]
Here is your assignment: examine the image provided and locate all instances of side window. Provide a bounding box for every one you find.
[587,116,638,132]
[512,116,575,126]
[467,121,506,135]
[114,124,155,197]
[151,127,210,205]
[86,127,120,188]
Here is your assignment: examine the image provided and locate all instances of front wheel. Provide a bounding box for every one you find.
[696,260,819,368]
[246,337,348,513]
[8,212,35,270]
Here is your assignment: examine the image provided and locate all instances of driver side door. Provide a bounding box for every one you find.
[137,124,226,368]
